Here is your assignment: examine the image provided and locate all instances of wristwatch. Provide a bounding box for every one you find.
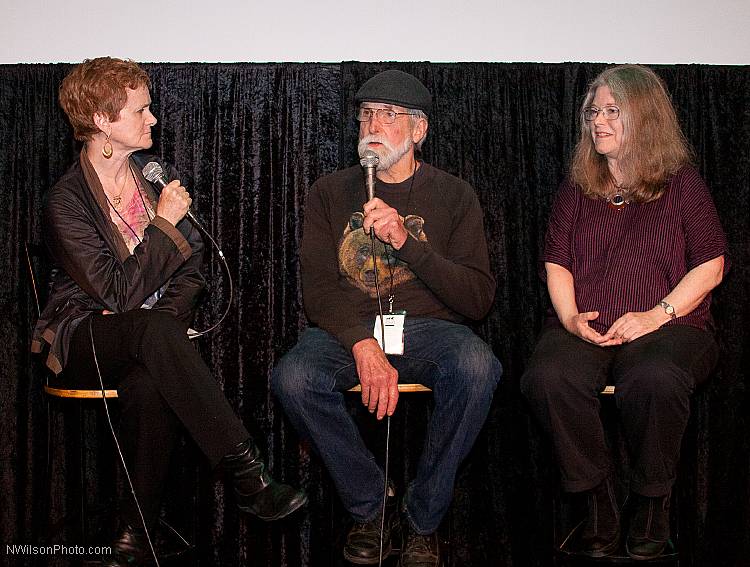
[659,300,677,319]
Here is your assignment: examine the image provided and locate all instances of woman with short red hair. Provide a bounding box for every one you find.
[33,57,306,566]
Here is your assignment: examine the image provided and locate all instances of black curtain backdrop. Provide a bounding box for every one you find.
[1,62,748,567]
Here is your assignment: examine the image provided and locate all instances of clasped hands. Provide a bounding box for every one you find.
[565,306,669,346]
[362,198,408,250]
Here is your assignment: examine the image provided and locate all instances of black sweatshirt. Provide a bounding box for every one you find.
[301,162,496,351]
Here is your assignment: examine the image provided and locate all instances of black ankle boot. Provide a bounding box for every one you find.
[577,476,620,557]
[626,492,670,560]
[220,440,307,521]
[100,523,148,566]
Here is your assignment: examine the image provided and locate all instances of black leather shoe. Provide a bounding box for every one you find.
[576,477,620,558]
[220,440,307,521]
[100,524,148,566]
[626,493,670,560]
[343,486,397,565]
[399,524,441,567]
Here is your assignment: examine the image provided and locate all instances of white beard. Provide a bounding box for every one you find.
[358,134,413,172]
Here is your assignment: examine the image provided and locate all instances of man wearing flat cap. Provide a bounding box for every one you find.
[273,69,501,566]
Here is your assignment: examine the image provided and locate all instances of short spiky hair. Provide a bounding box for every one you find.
[59,57,150,141]
[570,64,692,202]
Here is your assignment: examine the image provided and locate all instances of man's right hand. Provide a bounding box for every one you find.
[156,179,192,226]
[351,338,399,419]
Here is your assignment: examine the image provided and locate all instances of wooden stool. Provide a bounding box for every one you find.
[348,383,432,394]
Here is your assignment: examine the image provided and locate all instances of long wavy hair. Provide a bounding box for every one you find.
[570,64,693,202]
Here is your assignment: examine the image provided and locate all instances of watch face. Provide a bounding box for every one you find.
[661,301,675,316]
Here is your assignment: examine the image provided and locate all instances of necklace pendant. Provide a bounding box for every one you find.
[606,191,628,211]
[112,195,122,208]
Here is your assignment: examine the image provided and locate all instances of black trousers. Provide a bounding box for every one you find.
[520,325,717,497]
[66,310,249,528]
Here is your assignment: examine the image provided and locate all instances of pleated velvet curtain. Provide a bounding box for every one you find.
[0,62,748,566]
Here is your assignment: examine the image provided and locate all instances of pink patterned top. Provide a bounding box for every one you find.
[109,181,156,254]
[109,180,164,308]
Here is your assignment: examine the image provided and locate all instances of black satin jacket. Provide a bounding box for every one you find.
[32,150,205,374]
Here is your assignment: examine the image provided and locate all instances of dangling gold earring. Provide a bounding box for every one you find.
[102,131,113,159]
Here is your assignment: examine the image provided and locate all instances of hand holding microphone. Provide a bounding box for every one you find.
[363,199,408,250]
[142,161,196,226]
[155,180,191,226]
[359,150,408,249]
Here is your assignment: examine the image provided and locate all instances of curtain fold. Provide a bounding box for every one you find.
[1,61,748,567]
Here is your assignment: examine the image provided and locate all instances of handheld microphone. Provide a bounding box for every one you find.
[141,161,198,224]
[359,150,379,201]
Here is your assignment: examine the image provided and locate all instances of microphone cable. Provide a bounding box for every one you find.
[89,317,160,567]
[88,164,231,564]
[141,160,233,339]
[184,217,233,340]
[366,155,418,566]
[370,227,391,567]
[105,164,234,339]
[361,150,391,566]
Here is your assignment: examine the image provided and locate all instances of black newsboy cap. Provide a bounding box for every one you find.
[355,70,432,116]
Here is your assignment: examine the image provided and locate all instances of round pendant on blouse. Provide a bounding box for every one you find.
[606,191,629,211]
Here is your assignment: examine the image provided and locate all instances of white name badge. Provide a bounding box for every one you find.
[373,311,406,355]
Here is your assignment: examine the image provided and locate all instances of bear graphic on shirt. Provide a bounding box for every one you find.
[338,212,427,297]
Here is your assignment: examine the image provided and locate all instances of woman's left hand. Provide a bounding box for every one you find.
[604,307,669,343]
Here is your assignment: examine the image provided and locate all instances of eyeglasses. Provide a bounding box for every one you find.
[583,105,621,121]
[356,107,415,125]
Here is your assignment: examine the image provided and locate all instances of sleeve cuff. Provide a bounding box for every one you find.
[338,324,374,352]
[392,233,425,264]
[151,216,192,260]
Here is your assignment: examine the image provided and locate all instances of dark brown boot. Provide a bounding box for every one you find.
[343,484,398,565]
[626,492,670,560]
[399,526,441,567]
[220,440,307,521]
[577,476,620,557]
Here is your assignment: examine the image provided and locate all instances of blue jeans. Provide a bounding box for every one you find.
[272,318,501,534]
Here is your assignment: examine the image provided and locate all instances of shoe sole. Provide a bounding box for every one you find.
[579,529,621,558]
[626,540,667,561]
[343,543,393,565]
